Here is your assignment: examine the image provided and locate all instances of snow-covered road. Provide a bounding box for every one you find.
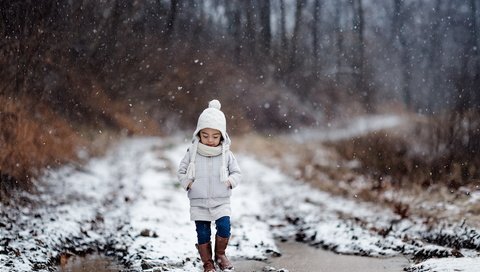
[1,135,479,271]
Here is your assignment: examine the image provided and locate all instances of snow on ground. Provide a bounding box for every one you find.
[229,146,480,258]
[1,130,480,271]
[0,143,131,271]
[0,137,279,271]
[292,114,406,142]
[406,257,480,272]
[250,158,480,259]
[114,140,279,271]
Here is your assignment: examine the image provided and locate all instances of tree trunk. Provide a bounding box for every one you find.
[108,0,122,51]
[165,0,178,44]
[279,0,288,55]
[274,0,288,76]
[289,0,306,72]
[312,0,322,77]
[243,0,256,61]
[352,0,372,112]
[259,0,271,58]
[229,2,242,64]
[334,0,344,83]
[426,0,442,113]
[470,0,480,109]
[392,0,412,110]
[184,0,198,43]
[456,0,480,112]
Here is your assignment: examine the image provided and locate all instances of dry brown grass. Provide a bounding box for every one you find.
[0,89,162,201]
[322,112,480,222]
[330,112,480,190]
[0,89,162,202]
[235,133,356,196]
[234,114,480,224]
[82,86,161,136]
[331,130,414,187]
[0,96,84,199]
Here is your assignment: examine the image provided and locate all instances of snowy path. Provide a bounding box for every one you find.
[1,135,480,271]
[0,138,280,271]
[116,140,279,271]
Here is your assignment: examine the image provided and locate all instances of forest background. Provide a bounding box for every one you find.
[1,0,479,199]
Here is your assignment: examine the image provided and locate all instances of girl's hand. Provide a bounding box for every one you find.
[187,181,193,190]
[225,180,232,189]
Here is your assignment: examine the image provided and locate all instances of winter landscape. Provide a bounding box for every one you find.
[1,115,479,271]
[1,1,480,272]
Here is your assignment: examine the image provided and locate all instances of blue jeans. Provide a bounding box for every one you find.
[195,216,231,244]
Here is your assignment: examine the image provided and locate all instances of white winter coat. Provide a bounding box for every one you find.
[178,145,241,220]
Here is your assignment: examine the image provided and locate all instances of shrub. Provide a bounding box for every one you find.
[331,111,480,189]
[0,96,83,201]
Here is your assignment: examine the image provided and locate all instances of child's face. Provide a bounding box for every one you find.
[199,128,222,147]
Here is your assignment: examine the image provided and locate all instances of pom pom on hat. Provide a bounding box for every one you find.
[209,99,221,110]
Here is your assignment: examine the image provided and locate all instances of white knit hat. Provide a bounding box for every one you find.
[186,99,230,184]
[192,99,227,140]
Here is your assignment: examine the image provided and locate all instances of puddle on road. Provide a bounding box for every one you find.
[235,241,411,272]
[57,253,125,272]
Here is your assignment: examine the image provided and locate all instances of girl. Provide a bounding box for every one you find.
[178,99,241,272]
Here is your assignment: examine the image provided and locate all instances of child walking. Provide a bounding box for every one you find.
[178,99,241,272]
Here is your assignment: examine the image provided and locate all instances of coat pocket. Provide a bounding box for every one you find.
[188,178,209,199]
[212,181,231,198]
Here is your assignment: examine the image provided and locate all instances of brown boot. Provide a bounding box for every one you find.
[196,242,216,272]
[214,235,234,271]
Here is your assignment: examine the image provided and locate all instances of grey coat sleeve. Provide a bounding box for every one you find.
[177,150,192,190]
[227,151,242,188]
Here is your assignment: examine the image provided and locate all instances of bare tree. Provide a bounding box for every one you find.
[0,0,65,95]
[243,0,256,61]
[455,0,480,112]
[165,0,178,44]
[273,0,289,76]
[2,0,479,116]
[279,0,288,55]
[352,0,373,111]
[312,0,322,77]
[425,0,443,112]
[334,0,345,83]
[225,1,242,64]
[289,0,306,72]
[392,0,413,110]
[470,0,480,109]
[259,0,271,58]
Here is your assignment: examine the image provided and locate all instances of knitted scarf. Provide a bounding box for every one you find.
[197,142,222,157]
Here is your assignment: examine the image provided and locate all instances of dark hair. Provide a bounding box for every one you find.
[197,130,224,142]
